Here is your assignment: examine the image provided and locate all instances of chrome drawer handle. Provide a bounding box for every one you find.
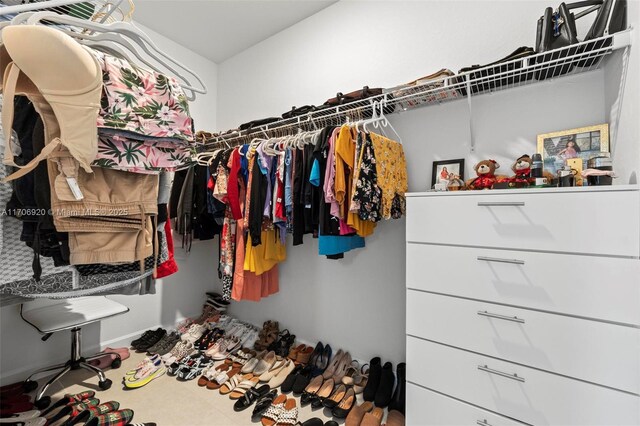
[477,256,525,265]
[477,310,525,324]
[477,201,525,207]
[477,420,493,426]
[478,365,525,382]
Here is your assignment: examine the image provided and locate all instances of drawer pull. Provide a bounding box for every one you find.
[477,420,493,426]
[477,256,525,265]
[477,201,525,207]
[478,365,525,382]
[477,310,525,324]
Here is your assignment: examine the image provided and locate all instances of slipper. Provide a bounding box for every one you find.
[233,384,270,412]
[260,394,286,426]
[385,409,405,426]
[104,347,130,361]
[208,366,240,390]
[251,390,278,419]
[41,391,95,419]
[229,375,260,399]
[361,407,385,426]
[346,401,374,426]
[218,370,244,394]
[275,397,298,426]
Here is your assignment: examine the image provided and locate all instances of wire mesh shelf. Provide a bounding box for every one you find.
[200,29,633,150]
[0,0,134,23]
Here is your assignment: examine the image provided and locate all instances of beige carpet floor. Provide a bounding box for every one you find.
[42,350,342,426]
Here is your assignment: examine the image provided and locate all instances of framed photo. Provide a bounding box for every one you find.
[537,124,609,175]
[431,159,465,189]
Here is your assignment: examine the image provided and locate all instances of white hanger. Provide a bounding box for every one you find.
[377,101,403,145]
[17,11,207,99]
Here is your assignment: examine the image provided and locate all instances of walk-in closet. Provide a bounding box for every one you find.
[0,1,639,425]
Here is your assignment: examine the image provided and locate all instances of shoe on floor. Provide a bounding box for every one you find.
[386,409,405,426]
[67,401,120,426]
[125,359,166,389]
[345,401,374,426]
[85,408,134,426]
[260,394,286,426]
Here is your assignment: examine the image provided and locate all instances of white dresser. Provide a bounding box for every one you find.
[405,186,640,426]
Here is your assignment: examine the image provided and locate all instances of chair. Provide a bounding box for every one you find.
[19,296,129,409]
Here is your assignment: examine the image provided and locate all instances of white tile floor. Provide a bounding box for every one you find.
[42,351,343,426]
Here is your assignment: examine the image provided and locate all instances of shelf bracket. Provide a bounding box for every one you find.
[466,75,475,153]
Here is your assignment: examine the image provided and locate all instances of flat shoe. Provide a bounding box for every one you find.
[346,401,374,426]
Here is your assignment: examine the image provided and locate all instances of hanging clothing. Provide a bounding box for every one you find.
[369,133,408,220]
[353,133,382,222]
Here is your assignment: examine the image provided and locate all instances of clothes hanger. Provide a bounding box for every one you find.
[18,11,207,99]
[377,101,404,145]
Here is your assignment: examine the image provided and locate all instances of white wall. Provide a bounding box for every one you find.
[217,0,640,366]
[0,23,219,384]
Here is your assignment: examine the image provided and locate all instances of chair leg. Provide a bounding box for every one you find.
[35,365,71,402]
[25,362,69,383]
[79,362,107,383]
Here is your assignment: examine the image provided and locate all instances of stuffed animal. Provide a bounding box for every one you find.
[506,154,532,187]
[466,159,500,190]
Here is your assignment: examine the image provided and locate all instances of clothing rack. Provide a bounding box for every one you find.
[198,29,632,151]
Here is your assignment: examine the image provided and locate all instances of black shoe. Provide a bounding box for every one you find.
[388,362,406,414]
[134,328,166,351]
[292,366,313,395]
[281,365,304,393]
[374,362,395,408]
[131,328,161,347]
[332,387,356,418]
[363,357,382,402]
[322,383,346,409]
[194,329,214,350]
[307,342,324,368]
[313,344,331,376]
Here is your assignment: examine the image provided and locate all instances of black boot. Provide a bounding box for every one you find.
[362,357,382,402]
[388,362,406,414]
[374,362,395,407]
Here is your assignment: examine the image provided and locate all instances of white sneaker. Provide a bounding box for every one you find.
[181,324,207,344]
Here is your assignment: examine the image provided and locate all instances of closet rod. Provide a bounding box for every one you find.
[198,29,630,151]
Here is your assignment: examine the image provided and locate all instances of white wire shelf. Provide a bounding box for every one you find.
[200,28,633,150]
[0,0,133,23]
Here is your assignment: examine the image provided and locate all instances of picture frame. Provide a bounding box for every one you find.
[537,124,609,176]
[431,158,465,189]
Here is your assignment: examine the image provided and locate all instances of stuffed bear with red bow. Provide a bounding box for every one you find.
[466,159,500,190]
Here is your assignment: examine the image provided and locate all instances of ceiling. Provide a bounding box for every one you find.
[133,0,338,63]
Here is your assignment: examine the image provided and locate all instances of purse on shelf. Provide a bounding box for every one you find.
[281,105,317,119]
[238,117,280,132]
[322,86,395,117]
[535,0,627,79]
[453,46,536,96]
[385,69,459,109]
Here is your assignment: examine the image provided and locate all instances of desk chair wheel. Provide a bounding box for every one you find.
[98,379,112,390]
[23,380,38,393]
[111,358,121,369]
[34,396,51,410]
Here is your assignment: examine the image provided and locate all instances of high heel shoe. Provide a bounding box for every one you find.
[322,349,344,379]
[313,344,331,376]
[332,387,356,418]
[332,351,352,383]
[322,383,347,409]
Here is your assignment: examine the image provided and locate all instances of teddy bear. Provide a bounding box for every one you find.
[466,159,500,190]
[502,154,532,187]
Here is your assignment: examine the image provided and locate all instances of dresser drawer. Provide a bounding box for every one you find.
[407,337,639,426]
[407,291,640,393]
[406,190,640,257]
[406,244,640,325]
[407,383,527,426]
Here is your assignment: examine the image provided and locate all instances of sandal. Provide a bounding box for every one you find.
[276,397,298,426]
[229,375,260,399]
[287,344,305,361]
[207,366,240,390]
[295,345,314,365]
[251,389,278,419]
[354,363,369,394]
[260,393,286,426]
[342,360,362,386]
[233,384,271,412]
[221,372,253,395]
